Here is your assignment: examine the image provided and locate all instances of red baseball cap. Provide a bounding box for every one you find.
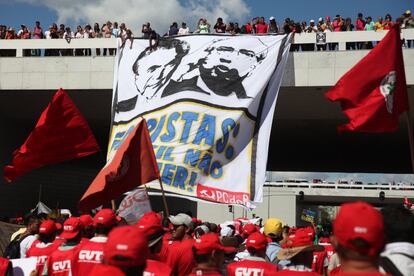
[194,233,236,255]
[333,201,384,257]
[283,228,314,248]
[136,212,164,247]
[277,228,324,260]
[242,223,257,237]
[246,232,268,250]
[104,226,149,267]
[137,211,162,227]
[39,220,57,235]
[79,215,93,228]
[60,217,81,240]
[94,209,119,228]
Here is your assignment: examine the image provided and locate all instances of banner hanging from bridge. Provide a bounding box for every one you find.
[109,34,291,207]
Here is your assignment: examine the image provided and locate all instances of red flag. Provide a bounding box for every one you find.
[3,89,100,183]
[325,24,408,132]
[79,118,159,211]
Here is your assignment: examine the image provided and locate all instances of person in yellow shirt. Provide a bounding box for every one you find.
[374,16,384,30]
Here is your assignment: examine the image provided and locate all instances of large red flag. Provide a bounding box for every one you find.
[3,89,100,183]
[79,118,159,211]
[325,24,408,132]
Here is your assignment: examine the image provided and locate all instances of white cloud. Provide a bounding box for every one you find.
[17,0,251,34]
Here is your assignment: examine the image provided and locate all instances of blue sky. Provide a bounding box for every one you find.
[0,0,412,33]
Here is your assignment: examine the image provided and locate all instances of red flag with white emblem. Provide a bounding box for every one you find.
[325,24,408,132]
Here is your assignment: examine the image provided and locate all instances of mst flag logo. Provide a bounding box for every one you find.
[110,34,291,207]
[380,71,397,114]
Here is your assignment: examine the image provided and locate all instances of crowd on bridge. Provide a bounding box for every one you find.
[0,201,413,276]
[0,9,413,57]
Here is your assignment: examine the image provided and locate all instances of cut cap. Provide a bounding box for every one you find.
[194,233,236,255]
[39,220,57,235]
[60,217,81,240]
[94,209,120,228]
[79,214,93,228]
[104,226,149,267]
[246,232,268,250]
[333,201,384,257]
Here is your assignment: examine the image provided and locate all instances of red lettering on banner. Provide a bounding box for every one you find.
[197,184,249,205]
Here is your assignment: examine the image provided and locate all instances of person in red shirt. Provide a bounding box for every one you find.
[89,225,149,276]
[137,211,173,276]
[27,220,62,275]
[228,232,277,276]
[302,227,328,276]
[166,213,196,276]
[273,228,324,275]
[241,223,258,239]
[72,209,118,275]
[0,257,12,276]
[329,202,391,276]
[79,214,94,239]
[255,17,268,34]
[44,217,83,276]
[188,233,236,276]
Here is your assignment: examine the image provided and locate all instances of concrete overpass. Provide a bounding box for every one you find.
[1,31,414,221]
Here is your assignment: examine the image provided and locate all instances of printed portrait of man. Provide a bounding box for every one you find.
[132,38,191,100]
[162,37,269,99]
[123,35,269,107]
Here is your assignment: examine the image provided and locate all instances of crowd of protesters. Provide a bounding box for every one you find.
[0,201,413,276]
[0,9,413,57]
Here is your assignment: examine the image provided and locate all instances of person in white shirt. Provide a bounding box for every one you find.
[380,206,414,276]
[178,22,190,35]
[18,216,40,258]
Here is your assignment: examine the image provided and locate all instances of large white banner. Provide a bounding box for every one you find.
[109,34,291,207]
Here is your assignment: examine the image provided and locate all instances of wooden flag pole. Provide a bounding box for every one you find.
[405,112,414,174]
[158,177,170,217]
[111,200,116,211]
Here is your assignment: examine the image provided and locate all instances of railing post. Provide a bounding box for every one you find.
[338,42,346,51]
[16,48,23,57]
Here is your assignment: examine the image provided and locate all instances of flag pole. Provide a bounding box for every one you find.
[405,112,414,174]
[157,177,170,217]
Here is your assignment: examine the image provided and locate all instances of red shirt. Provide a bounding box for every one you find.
[319,242,335,262]
[0,257,11,276]
[271,271,320,275]
[47,246,80,276]
[255,23,268,34]
[89,264,125,276]
[73,237,106,275]
[26,240,62,275]
[188,267,223,276]
[245,24,253,34]
[312,251,327,274]
[330,272,390,276]
[145,259,172,276]
[166,239,195,276]
[227,259,278,276]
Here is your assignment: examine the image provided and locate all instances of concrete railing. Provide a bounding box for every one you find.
[0,29,413,57]
[265,182,414,191]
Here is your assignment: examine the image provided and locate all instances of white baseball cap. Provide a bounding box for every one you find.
[269,16,275,21]
[318,17,323,22]
[310,19,315,23]
[169,213,192,227]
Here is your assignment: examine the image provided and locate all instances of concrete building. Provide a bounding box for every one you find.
[1,30,414,224]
